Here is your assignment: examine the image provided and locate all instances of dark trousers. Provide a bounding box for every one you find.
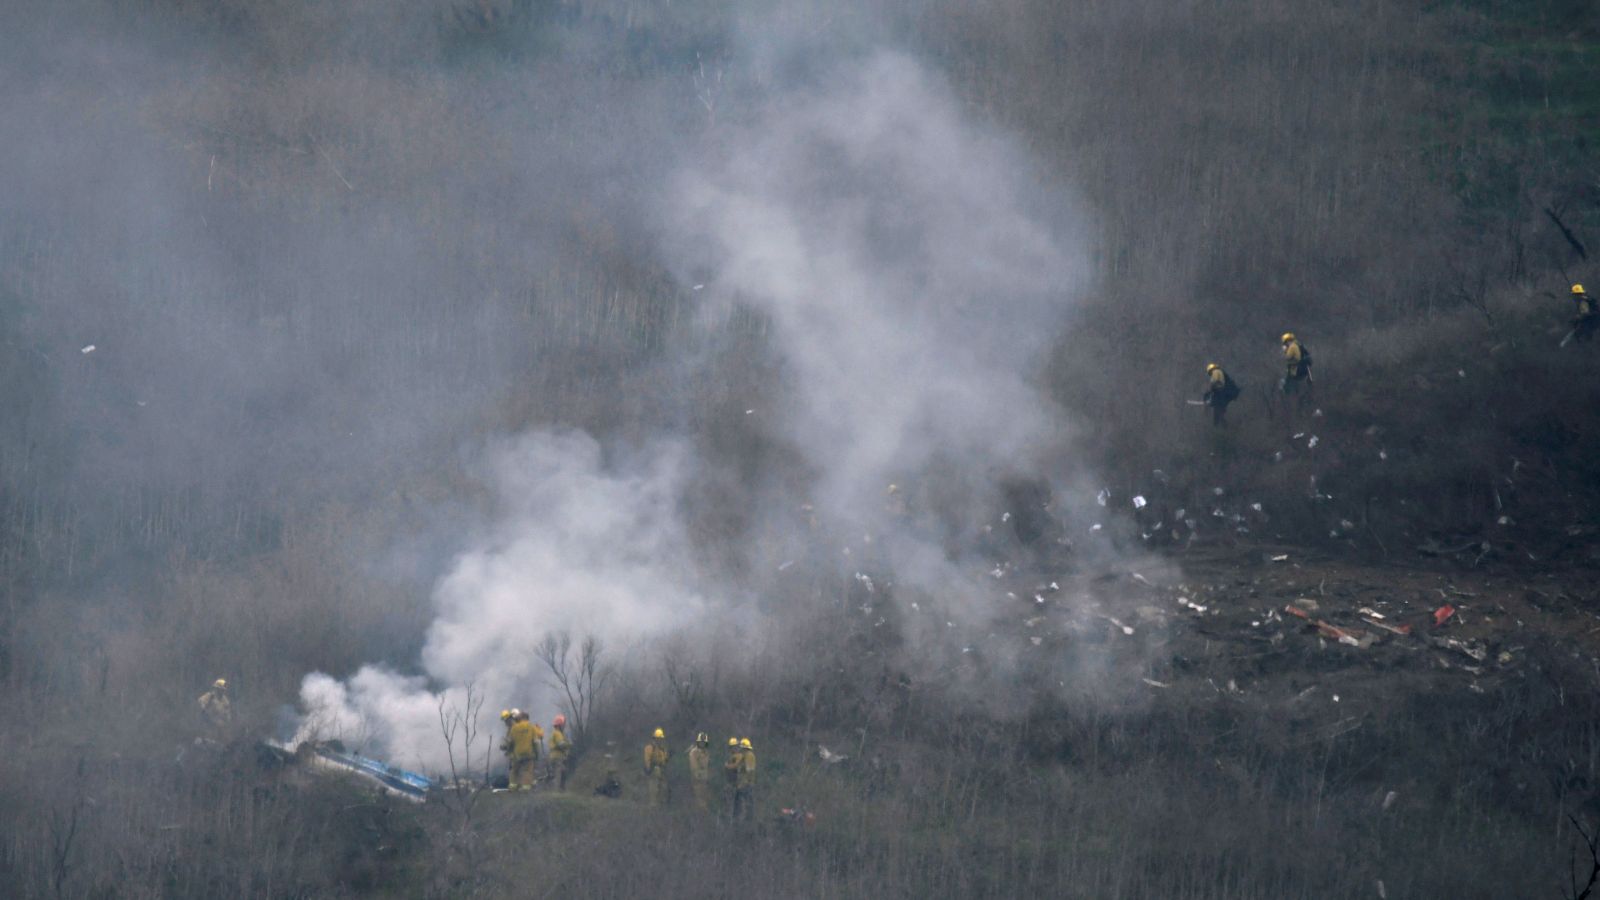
[732,787,753,821]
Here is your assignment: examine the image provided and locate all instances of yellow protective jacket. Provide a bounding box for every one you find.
[198,690,231,726]
[548,727,570,761]
[687,745,710,782]
[509,721,536,761]
[1283,340,1303,377]
[644,741,670,773]
[736,749,757,790]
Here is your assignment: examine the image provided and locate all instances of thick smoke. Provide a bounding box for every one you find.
[296,39,1106,768]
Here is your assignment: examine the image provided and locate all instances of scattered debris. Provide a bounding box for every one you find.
[1308,435,1320,449]
[80,344,96,354]
[1433,605,1456,627]
[778,560,795,572]
[1097,488,1110,507]
[1132,495,1148,509]
[1141,678,1171,689]
[1382,790,1398,811]
[818,746,848,765]
[1270,554,1290,562]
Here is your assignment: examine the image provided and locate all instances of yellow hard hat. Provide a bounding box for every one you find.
[1575,284,1588,295]
[728,737,739,747]
[1281,332,1295,343]
[653,728,665,739]
[739,738,752,750]
[1205,363,1218,373]
[213,678,227,689]
[500,709,512,721]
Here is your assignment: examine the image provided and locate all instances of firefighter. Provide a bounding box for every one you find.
[643,728,671,806]
[509,711,537,791]
[197,678,232,734]
[733,737,757,821]
[1572,284,1597,343]
[1202,363,1240,427]
[497,709,515,772]
[1280,332,1312,410]
[546,714,571,791]
[687,732,711,811]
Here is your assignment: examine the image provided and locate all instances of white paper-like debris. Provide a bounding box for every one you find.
[745,409,754,415]
[989,567,1004,579]
[1132,495,1147,509]
[1132,573,1153,586]
[1174,508,1186,520]
[1313,408,1323,417]
[1496,516,1510,525]
[1090,523,1103,532]
[1379,450,1388,460]
[1001,511,1011,522]
[1250,502,1263,512]
[1270,554,1289,562]
[1213,487,1224,496]
[692,284,705,290]
[1293,432,1305,440]
[1096,488,1109,507]
[1030,636,1042,646]
[1141,678,1170,689]
[1458,369,1466,378]
[1340,519,1355,530]
[1308,435,1320,449]
[80,345,96,354]
[1273,451,1283,462]
[777,560,795,571]
[1033,594,1045,604]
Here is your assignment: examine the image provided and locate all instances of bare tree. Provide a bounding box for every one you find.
[435,683,485,839]
[536,631,610,744]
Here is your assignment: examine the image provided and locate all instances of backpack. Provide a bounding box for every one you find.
[1221,372,1241,402]
[1297,342,1313,371]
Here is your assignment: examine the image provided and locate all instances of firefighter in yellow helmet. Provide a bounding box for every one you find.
[687,732,712,811]
[546,714,571,791]
[497,709,515,774]
[723,737,741,800]
[1201,363,1240,427]
[197,678,232,735]
[1279,332,1312,413]
[732,737,757,821]
[643,728,671,806]
[508,711,538,791]
[1571,284,1597,344]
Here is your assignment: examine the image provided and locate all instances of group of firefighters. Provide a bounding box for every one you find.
[1200,283,1599,427]
[494,712,759,816]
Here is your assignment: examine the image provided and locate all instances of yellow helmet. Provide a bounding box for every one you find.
[728,737,739,747]
[1281,332,1295,343]
[1205,363,1218,373]
[213,678,227,689]
[1575,284,1588,295]
[653,728,665,739]
[499,709,512,721]
[739,738,753,750]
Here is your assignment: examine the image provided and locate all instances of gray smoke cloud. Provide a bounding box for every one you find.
[295,33,1119,770]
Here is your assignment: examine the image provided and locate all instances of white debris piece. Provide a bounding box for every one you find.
[1274,451,1284,462]
[745,409,754,415]
[818,746,848,764]
[1308,435,1320,449]
[1174,508,1185,520]
[1131,573,1153,586]
[692,284,705,291]
[1030,636,1042,646]
[854,573,875,593]
[1379,450,1388,460]
[1497,516,1511,525]
[1001,512,1011,522]
[1314,409,1323,417]
[1105,616,1134,636]
[1458,369,1466,378]
[1271,553,1289,562]
[1033,594,1046,604]
[1141,678,1171,689]
[1090,523,1103,532]
[777,560,795,572]
[1293,432,1305,440]
[1132,495,1148,509]
[1250,502,1263,512]
[989,566,1005,579]
[1340,519,1355,530]
[81,345,96,354]
[1213,487,1225,496]
[1096,488,1109,507]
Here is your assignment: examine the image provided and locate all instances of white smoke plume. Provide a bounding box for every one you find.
[296,45,1104,771]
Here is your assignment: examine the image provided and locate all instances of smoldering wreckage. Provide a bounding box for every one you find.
[190,436,1598,823]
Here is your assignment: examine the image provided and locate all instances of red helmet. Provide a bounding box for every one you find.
[553,714,566,728]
